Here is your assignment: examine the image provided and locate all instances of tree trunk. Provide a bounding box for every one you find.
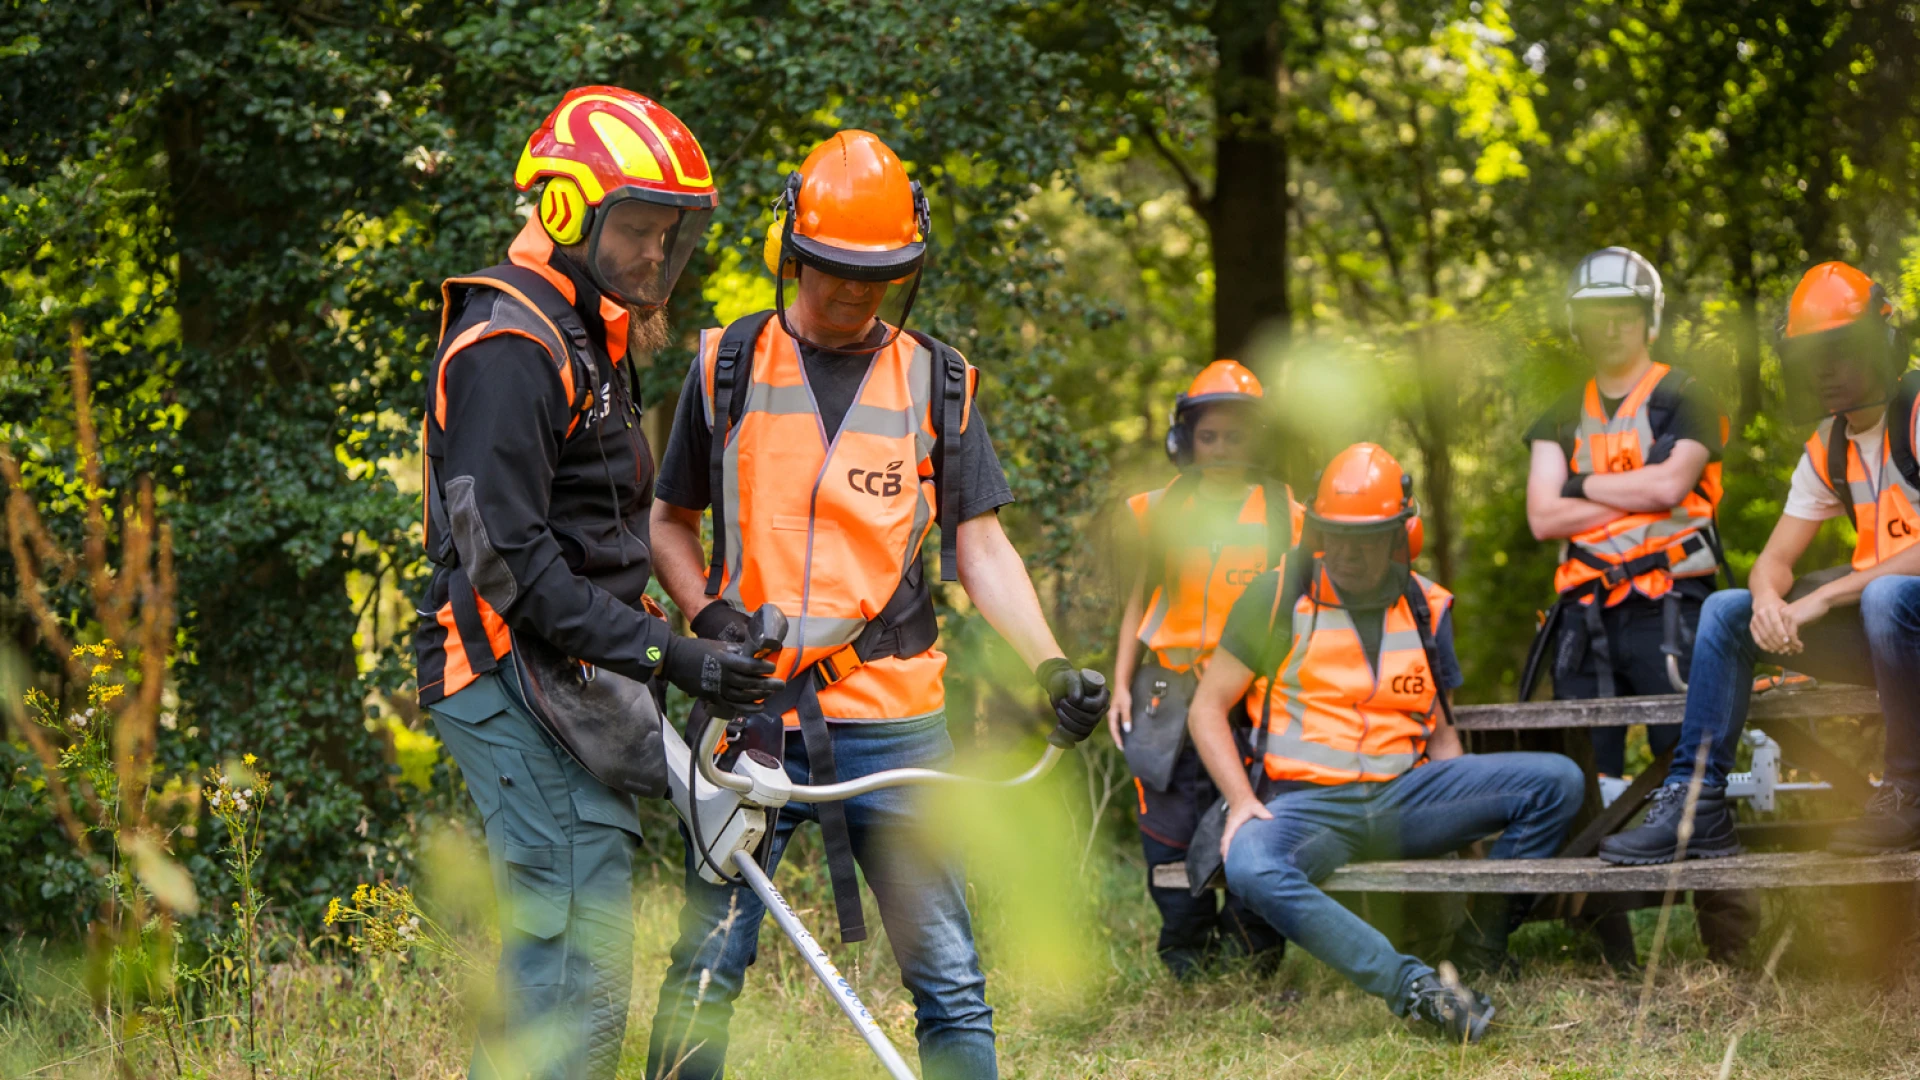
[1208,0,1290,359]
[1729,221,1763,438]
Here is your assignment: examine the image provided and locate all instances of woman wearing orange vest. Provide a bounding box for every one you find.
[643,131,1107,1080]
[1108,360,1298,977]
[1522,248,1728,793]
[1188,444,1583,1043]
[1602,263,1920,865]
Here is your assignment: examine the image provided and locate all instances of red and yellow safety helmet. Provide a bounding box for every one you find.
[515,86,718,308]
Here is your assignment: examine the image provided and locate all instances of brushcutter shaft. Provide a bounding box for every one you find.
[731,849,917,1080]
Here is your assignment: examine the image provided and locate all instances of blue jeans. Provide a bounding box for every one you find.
[1669,577,1920,789]
[1223,753,1583,1011]
[645,714,994,1080]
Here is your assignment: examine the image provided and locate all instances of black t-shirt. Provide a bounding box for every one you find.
[1219,568,1464,689]
[655,323,1015,521]
[1523,368,1724,461]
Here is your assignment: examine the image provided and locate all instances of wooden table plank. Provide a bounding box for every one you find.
[1452,687,1880,732]
[1320,851,1920,893]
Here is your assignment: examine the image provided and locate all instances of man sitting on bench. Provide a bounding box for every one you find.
[1601,262,1920,865]
[1188,443,1584,1043]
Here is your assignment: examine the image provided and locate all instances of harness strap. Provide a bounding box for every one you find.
[812,557,940,689]
[1890,370,1920,495]
[1566,532,1710,588]
[1825,417,1853,510]
[705,311,776,597]
[1579,583,1617,698]
[915,335,969,582]
[755,677,867,943]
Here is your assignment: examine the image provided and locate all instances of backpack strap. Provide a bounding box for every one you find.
[703,310,777,597]
[908,331,973,582]
[1401,578,1458,737]
[1825,416,1853,509]
[1890,369,1920,494]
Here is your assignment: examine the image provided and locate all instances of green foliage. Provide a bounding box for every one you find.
[6,0,1920,935]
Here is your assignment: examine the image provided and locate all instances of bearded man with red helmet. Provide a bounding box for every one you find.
[1187,444,1583,1043]
[417,87,782,1079]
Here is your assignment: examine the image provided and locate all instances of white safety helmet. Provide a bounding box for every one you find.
[1566,246,1665,342]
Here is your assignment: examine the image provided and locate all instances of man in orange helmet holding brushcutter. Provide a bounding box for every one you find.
[1602,262,1920,865]
[643,129,1109,1080]
[1109,360,1301,977]
[1186,444,1584,1043]
[417,88,783,1080]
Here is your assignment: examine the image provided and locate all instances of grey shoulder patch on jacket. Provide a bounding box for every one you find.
[444,474,519,612]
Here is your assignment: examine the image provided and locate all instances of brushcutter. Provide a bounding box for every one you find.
[662,604,1098,1080]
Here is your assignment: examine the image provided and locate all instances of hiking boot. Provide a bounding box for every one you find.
[1597,783,1741,866]
[1829,783,1920,856]
[1405,972,1495,1044]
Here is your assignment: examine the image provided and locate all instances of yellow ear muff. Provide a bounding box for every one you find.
[539,177,589,246]
[762,214,798,279]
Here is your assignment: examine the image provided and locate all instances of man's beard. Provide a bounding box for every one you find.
[627,305,670,356]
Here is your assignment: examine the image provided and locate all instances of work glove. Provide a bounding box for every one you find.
[690,600,751,643]
[1036,658,1109,748]
[661,635,784,710]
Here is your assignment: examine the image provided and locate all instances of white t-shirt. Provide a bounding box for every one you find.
[1784,418,1886,522]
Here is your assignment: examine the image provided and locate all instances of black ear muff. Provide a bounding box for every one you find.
[1164,397,1193,466]
[910,179,932,242]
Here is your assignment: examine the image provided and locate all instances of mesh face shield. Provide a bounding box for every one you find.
[1307,513,1416,609]
[587,194,715,309]
[1780,319,1899,422]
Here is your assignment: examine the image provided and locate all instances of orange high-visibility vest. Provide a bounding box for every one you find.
[1244,567,1452,786]
[1554,363,1724,605]
[1128,482,1303,672]
[696,318,972,721]
[1805,410,1920,571]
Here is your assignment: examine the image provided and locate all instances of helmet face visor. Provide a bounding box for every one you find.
[589,195,714,309]
[1780,319,1894,421]
[1309,513,1413,607]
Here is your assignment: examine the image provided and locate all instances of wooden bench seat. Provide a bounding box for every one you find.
[1451,686,1879,731]
[1151,851,1920,894]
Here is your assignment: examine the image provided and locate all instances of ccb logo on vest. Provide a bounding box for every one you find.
[848,460,905,498]
[1390,664,1429,695]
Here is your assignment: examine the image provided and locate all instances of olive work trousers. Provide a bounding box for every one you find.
[430,670,646,1080]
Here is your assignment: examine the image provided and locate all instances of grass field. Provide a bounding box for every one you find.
[7,815,1920,1080]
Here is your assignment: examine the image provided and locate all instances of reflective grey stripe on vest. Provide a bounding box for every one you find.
[1263,731,1420,778]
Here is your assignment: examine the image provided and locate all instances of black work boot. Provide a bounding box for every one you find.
[1597,783,1741,866]
[1405,972,1495,1044]
[1829,783,1920,855]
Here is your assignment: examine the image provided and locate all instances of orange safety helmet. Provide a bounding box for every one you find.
[764,130,931,281]
[765,130,933,354]
[1166,360,1265,465]
[1781,262,1904,419]
[1785,262,1890,339]
[515,86,718,308]
[1308,442,1423,560]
